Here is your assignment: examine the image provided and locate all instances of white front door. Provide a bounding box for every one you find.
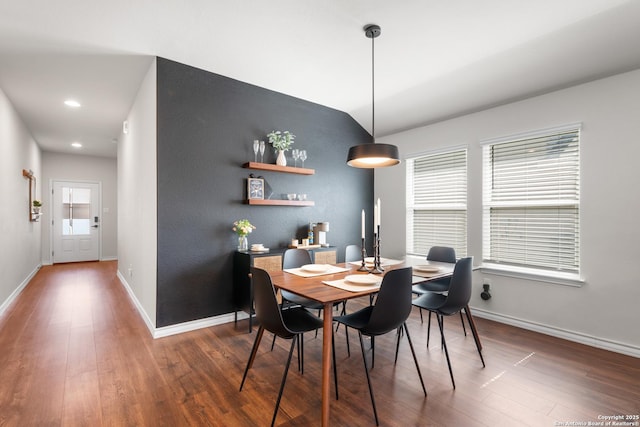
[52,181,101,263]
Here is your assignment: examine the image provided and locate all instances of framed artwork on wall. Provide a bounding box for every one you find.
[247,177,264,200]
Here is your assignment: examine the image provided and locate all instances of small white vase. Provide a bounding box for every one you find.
[276,150,287,166]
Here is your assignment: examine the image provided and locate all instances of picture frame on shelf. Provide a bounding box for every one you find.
[247,177,264,200]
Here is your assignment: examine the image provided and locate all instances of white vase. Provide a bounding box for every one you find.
[276,150,287,166]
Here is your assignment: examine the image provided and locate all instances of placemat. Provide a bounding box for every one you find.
[284,265,350,278]
[322,277,382,292]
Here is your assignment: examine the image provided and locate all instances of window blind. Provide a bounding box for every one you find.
[482,125,580,273]
[406,149,467,257]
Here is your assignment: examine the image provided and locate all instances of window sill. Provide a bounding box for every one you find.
[479,263,584,287]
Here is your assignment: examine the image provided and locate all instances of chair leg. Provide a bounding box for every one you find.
[419,307,423,323]
[426,311,432,347]
[463,305,484,351]
[358,331,379,426]
[459,311,467,336]
[335,301,346,332]
[345,324,351,357]
[394,326,402,363]
[436,314,456,389]
[271,335,297,427]
[371,335,375,369]
[299,334,305,374]
[271,333,276,351]
[240,325,265,391]
[463,307,485,367]
[403,323,427,396]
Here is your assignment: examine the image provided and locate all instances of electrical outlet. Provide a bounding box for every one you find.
[128,264,133,278]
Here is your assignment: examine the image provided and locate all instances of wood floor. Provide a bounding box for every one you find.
[1,261,638,426]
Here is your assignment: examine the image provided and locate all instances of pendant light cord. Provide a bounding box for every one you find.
[371,32,375,139]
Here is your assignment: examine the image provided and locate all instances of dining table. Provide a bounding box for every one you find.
[267,257,482,426]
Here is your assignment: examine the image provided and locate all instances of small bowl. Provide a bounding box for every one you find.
[297,194,307,201]
[287,193,297,201]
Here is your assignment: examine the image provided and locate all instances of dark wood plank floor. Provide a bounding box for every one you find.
[1,261,638,426]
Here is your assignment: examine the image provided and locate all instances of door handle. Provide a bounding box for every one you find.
[91,225,99,228]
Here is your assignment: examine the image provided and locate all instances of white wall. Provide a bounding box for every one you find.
[41,152,117,263]
[377,69,640,356]
[117,59,157,330]
[0,87,42,314]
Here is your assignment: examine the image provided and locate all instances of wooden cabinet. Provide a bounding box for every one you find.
[314,250,336,265]
[233,247,337,332]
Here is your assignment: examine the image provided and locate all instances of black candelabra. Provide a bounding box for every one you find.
[370,225,384,274]
[357,237,369,271]
[358,226,384,273]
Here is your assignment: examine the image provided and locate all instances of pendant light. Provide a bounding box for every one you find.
[347,24,400,168]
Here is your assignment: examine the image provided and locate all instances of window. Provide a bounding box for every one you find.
[406,148,467,257]
[482,124,580,274]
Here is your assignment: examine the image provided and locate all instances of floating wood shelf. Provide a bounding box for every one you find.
[242,162,315,175]
[246,199,315,206]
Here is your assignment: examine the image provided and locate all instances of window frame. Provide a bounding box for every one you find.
[481,123,582,283]
[406,146,468,258]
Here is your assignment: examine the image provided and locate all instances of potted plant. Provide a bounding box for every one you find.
[32,200,42,214]
[267,131,295,166]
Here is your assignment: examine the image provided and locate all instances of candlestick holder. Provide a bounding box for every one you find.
[357,237,369,271]
[370,228,384,274]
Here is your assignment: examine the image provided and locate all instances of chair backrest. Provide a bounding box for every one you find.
[427,246,456,263]
[363,267,413,336]
[345,244,361,262]
[282,248,312,269]
[438,257,473,315]
[250,267,294,338]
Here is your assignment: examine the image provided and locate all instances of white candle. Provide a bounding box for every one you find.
[377,198,381,228]
[361,209,365,239]
[373,205,377,233]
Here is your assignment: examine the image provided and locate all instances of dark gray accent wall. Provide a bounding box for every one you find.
[156,57,374,327]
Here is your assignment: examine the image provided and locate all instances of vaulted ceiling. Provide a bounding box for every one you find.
[1,0,639,157]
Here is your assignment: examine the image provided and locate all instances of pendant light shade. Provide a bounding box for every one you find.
[347,143,400,167]
[347,24,400,168]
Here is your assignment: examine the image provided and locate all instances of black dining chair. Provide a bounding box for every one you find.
[411,257,485,389]
[275,248,346,358]
[412,246,467,344]
[280,249,321,309]
[334,267,426,426]
[240,267,338,427]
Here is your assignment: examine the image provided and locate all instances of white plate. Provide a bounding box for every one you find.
[344,274,380,285]
[301,264,330,273]
[413,265,441,273]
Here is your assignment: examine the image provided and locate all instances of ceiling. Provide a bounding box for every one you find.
[1,0,640,158]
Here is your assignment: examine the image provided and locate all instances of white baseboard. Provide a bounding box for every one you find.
[101,256,118,261]
[470,307,640,358]
[154,312,248,339]
[116,271,246,339]
[0,264,41,317]
[116,270,156,336]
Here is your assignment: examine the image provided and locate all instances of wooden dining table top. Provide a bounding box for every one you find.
[268,259,455,304]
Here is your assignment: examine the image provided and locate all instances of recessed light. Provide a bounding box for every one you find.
[71,142,83,148]
[64,99,81,108]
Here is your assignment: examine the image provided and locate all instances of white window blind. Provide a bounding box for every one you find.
[406,148,467,257]
[482,124,580,273]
